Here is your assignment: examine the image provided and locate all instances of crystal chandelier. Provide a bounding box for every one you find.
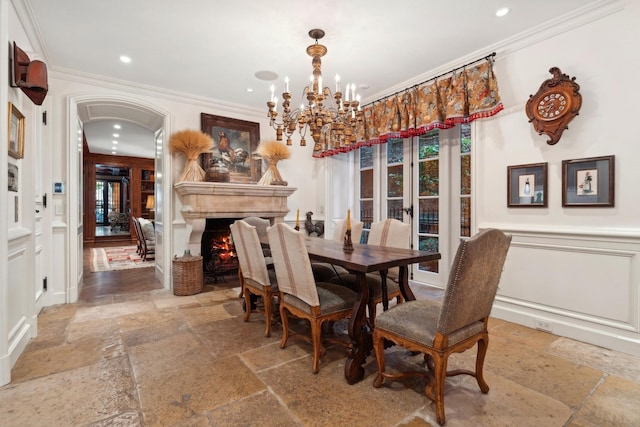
[267,29,364,148]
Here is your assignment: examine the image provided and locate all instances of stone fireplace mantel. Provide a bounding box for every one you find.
[174,181,297,255]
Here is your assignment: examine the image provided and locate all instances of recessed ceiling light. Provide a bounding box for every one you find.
[112,140,118,144]
[246,88,254,92]
[255,70,279,81]
[119,55,131,63]
[113,124,121,129]
[113,133,119,137]
[496,7,510,17]
[111,151,117,155]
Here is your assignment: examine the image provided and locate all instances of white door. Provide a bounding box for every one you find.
[357,124,472,289]
[412,124,472,287]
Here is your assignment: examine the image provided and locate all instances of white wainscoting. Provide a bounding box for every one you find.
[7,233,34,368]
[487,226,640,357]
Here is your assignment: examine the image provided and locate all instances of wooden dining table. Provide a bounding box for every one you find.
[303,237,441,384]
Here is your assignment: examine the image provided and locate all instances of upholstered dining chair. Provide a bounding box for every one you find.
[133,217,155,261]
[332,218,411,325]
[237,216,273,298]
[311,217,364,282]
[230,220,279,337]
[372,228,512,426]
[267,223,358,374]
[240,216,270,246]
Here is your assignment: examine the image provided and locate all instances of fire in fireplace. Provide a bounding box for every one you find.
[201,218,239,282]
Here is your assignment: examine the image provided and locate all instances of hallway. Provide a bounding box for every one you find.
[0,266,639,425]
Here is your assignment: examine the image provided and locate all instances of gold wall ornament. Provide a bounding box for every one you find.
[266,29,364,149]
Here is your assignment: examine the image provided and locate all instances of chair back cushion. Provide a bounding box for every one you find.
[437,228,511,335]
[241,216,270,242]
[267,223,320,307]
[368,218,410,248]
[138,217,155,242]
[230,220,271,288]
[368,218,410,279]
[332,218,364,244]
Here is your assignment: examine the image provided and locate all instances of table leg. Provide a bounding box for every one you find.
[380,269,389,311]
[398,266,415,301]
[344,272,369,384]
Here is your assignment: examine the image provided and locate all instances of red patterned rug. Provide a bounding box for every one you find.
[90,246,154,272]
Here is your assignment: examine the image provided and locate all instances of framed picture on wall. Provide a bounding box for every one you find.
[200,113,261,183]
[8,163,18,192]
[562,155,614,207]
[507,162,548,207]
[8,102,25,159]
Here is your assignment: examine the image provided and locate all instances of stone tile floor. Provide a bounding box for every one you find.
[1,280,639,426]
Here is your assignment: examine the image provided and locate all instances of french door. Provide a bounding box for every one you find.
[95,180,125,226]
[358,123,472,289]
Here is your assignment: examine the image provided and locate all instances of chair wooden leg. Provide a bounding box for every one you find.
[242,288,252,322]
[263,294,272,337]
[430,355,448,426]
[311,319,322,374]
[279,305,290,349]
[372,330,386,388]
[237,268,244,298]
[368,300,377,327]
[475,336,490,393]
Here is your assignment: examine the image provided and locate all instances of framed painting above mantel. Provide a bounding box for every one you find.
[200,113,261,183]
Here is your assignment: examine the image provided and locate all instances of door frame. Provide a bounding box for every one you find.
[67,94,171,300]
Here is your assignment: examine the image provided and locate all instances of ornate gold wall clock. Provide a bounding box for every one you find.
[525,67,582,145]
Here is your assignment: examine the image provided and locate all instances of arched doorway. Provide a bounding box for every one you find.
[67,94,171,301]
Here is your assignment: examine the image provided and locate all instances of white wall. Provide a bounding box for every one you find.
[473,1,640,355]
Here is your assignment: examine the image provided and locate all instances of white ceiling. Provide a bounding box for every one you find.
[24,0,603,157]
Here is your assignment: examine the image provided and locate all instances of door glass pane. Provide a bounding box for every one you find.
[360,145,373,168]
[95,181,105,223]
[418,236,439,273]
[419,160,439,196]
[461,155,471,195]
[360,169,373,199]
[460,123,472,237]
[460,197,471,237]
[387,165,403,197]
[387,200,403,221]
[419,131,439,159]
[417,130,440,274]
[108,182,121,211]
[386,138,404,163]
[418,198,439,234]
[359,200,373,243]
[460,124,471,153]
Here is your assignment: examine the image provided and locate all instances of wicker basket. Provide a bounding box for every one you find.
[172,253,203,296]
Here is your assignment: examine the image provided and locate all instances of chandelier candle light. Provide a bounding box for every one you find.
[267,29,364,150]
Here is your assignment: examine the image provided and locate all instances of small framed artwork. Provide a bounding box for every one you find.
[8,163,18,192]
[200,113,261,183]
[8,102,25,159]
[507,162,548,207]
[562,155,615,207]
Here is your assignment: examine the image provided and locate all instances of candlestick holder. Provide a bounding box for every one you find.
[343,229,354,253]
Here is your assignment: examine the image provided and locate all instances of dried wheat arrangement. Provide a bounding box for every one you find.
[169,130,213,182]
[255,140,291,185]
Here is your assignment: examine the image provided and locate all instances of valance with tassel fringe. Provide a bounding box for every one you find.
[312,54,503,158]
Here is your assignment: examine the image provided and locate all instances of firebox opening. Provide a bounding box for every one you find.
[202,218,239,283]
